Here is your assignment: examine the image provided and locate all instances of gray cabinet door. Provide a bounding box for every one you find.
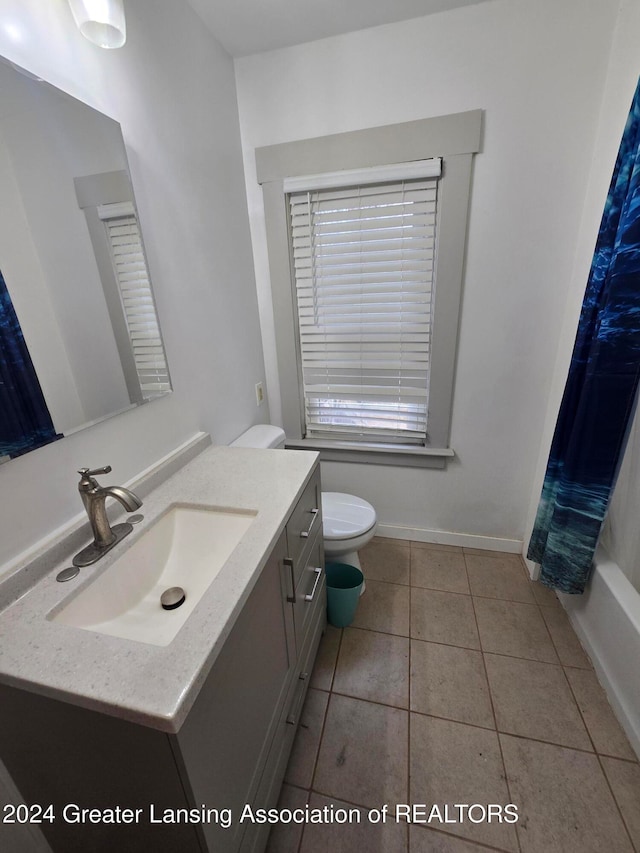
[176,531,292,853]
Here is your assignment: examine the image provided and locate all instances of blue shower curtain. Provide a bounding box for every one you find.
[0,269,60,459]
[528,78,640,594]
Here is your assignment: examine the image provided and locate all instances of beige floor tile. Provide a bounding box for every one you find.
[293,794,408,853]
[564,668,636,759]
[409,714,517,850]
[333,628,409,708]
[412,541,463,554]
[601,756,640,850]
[314,694,408,808]
[484,654,591,750]
[300,793,408,852]
[539,606,591,669]
[530,580,561,607]
[285,689,329,789]
[411,588,480,649]
[501,734,633,852]
[360,539,411,585]
[351,580,410,637]
[266,784,309,853]
[310,626,342,691]
[411,549,470,595]
[410,826,496,852]
[473,598,558,663]
[465,553,534,603]
[411,640,494,729]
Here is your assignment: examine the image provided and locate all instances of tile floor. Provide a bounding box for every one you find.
[267,537,640,853]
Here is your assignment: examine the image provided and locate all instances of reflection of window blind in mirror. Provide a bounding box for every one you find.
[97,203,170,399]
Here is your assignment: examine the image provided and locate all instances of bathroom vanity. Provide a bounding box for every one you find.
[0,444,325,853]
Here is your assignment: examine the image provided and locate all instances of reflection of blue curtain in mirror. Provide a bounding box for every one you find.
[0,269,61,459]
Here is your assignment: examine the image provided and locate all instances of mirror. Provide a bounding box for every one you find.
[0,58,171,464]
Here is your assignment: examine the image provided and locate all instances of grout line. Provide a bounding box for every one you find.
[496,729,639,764]
[293,785,309,853]
[482,647,574,669]
[284,782,312,795]
[362,572,570,608]
[321,689,409,716]
[302,786,391,815]
[308,629,343,794]
[408,706,496,733]
[493,728,595,757]
[326,627,341,694]
[360,576,411,588]
[589,751,640,765]
[465,549,523,853]
[351,622,408,640]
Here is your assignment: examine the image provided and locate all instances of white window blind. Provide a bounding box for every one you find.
[288,163,440,444]
[98,202,170,399]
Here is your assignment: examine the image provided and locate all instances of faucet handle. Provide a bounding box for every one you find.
[77,466,112,492]
[78,466,112,477]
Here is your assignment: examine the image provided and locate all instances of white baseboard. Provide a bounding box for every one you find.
[376,523,523,553]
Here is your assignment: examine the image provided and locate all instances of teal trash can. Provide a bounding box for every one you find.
[325,562,364,628]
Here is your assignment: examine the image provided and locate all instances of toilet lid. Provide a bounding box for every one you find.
[322,492,377,540]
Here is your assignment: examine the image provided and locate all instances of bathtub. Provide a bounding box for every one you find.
[560,543,640,757]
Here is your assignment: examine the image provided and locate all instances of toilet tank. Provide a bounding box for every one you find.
[230,425,286,449]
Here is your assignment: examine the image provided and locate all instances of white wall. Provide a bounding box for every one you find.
[0,0,267,570]
[235,0,619,547]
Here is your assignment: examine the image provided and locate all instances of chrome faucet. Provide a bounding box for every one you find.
[73,466,143,567]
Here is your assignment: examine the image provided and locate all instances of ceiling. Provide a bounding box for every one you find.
[186,0,492,57]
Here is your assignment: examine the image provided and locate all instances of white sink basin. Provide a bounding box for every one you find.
[51,504,257,646]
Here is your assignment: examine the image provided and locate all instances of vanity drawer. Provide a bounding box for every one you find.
[292,530,325,653]
[285,468,321,587]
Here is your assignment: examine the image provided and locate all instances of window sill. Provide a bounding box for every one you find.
[284,439,455,469]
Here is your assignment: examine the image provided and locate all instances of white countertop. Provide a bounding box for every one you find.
[0,445,319,733]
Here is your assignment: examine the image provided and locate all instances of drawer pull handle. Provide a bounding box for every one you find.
[304,567,323,602]
[300,508,319,539]
[283,557,296,603]
[286,673,309,725]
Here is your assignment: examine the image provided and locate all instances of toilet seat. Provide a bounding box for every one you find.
[322,492,377,541]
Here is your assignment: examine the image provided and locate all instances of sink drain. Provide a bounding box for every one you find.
[161,587,186,610]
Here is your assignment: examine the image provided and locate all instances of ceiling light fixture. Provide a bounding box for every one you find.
[67,0,126,49]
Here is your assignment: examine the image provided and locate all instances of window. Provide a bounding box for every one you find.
[98,202,171,400]
[288,160,440,445]
[257,110,481,467]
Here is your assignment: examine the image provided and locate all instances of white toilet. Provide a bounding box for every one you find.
[231,425,377,585]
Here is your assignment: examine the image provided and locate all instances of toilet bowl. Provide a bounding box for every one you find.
[230,426,377,590]
[321,492,377,572]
